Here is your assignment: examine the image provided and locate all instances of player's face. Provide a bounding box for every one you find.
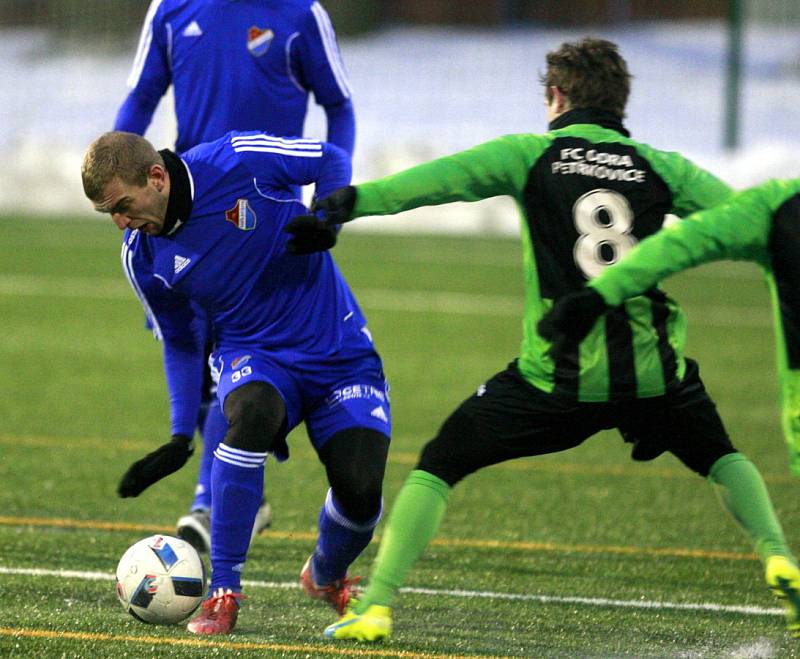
[94,169,169,235]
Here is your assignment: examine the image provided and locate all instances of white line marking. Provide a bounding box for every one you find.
[0,274,771,325]
[357,288,520,316]
[401,586,782,617]
[0,275,132,300]
[0,566,783,618]
[0,567,115,581]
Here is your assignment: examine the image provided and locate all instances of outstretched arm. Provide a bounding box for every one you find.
[589,186,773,307]
[297,134,549,230]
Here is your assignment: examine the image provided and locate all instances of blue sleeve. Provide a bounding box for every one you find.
[113,0,171,134]
[293,2,353,107]
[162,335,205,438]
[311,142,352,201]
[114,92,162,135]
[323,98,355,157]
[135,277,204,438]
[236,138,352,201]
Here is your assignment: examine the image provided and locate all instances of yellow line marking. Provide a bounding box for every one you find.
[2,432,797,485]
[0,515,757,562]
[0,434,148,451]
[0,627,507,659]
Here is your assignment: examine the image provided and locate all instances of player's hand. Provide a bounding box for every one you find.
[285,215,338,254]
[537,288,608,354]
[118,434,194,498]
[312,185,357,224]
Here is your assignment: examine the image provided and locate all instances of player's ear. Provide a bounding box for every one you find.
[551,86,570,113]
[149,163,167,191]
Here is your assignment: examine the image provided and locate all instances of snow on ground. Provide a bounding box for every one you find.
[1,22,798,232]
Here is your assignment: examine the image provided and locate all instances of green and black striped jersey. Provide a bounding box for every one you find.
[589,178,800,471]
[351,109,732,401]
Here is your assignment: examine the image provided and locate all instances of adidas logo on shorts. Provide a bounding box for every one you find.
[370,406,388,423]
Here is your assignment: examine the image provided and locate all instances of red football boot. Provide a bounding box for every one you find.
[299,555,360,615]
[187,587,244,635]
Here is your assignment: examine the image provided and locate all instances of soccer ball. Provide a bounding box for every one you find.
[115,534,206,624]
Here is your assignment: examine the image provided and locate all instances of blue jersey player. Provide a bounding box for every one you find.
[81,130,389,635]
[114,0,356,551]
[116,0,354,154]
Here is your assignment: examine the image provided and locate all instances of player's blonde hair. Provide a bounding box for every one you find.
[81,131,163,202]
[541,38,631,117]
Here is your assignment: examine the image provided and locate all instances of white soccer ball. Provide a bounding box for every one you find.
[115,534,206,624]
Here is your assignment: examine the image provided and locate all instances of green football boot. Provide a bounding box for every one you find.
[766,555,800,637]
[323,603,392,642]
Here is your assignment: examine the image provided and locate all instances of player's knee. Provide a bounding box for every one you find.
[415,410,477,486]
[668,435,738,476]
[417,440,461,486]
[686,445,739,477]
[323,428,388,522]
[667,423,737,477]
[222,381,286,453]
[331,480,383,523]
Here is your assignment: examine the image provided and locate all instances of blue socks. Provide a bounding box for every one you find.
[311,488,382,585]
[207,452,380,590]
[209,445,266,592]
[191,402,228,512]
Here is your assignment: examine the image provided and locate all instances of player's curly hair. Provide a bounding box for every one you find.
[541,38,631,117]
[81,131,163,202]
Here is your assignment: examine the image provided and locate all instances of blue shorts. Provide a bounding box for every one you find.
[211,347,391,460]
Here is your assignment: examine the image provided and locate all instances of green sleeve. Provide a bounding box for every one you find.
[590,181,781,307]
[645,148,733,215]
[772,296,800,478]
[591,177,800,475]
[352,134,551,218]
[762,179,800,475]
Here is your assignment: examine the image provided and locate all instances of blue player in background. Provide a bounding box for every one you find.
[81,130,389,635]
[113,0,356,551]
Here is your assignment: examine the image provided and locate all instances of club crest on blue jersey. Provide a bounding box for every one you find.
[247,26,274,57]
[231,355,252,369]
[225,199,257,231]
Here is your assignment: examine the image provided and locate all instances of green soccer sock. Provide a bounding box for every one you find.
[709,452,792,563]
[354,469,451,613]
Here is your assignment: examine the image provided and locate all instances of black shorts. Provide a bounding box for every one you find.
[417,359,736,486]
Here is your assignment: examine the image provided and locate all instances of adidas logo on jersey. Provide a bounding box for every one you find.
[370,406,388,423]
[183,21,203,37]
[174,255,192,274]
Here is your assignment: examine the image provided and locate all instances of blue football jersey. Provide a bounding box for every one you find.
[116,0,353,154]
[121,131,368,436]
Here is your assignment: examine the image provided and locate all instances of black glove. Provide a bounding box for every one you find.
[285,215,338,254]
[118,434,194,498]
[312,185,357,224]
[537,288,608,353]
